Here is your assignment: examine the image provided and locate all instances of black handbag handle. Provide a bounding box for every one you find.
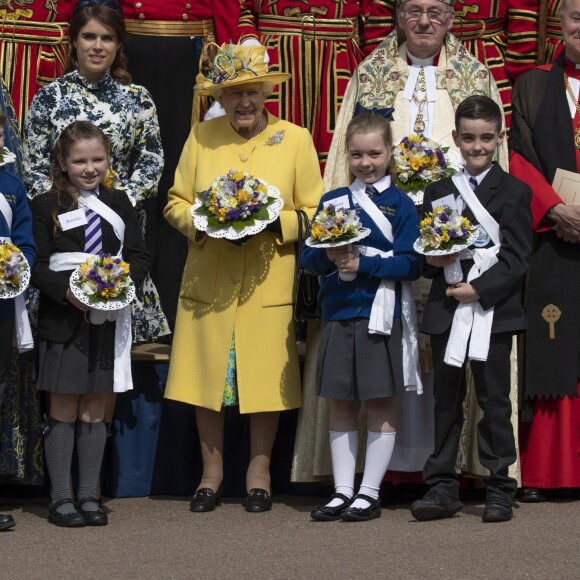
[294,209,310,290]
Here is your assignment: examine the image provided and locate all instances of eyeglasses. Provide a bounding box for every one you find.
[401,7,452,25]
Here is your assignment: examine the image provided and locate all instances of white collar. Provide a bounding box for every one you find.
[406,50,436,67]
[463,166,492,185]
[352,175,392,196]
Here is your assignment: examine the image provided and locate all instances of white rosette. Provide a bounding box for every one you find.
[191,184,284,241]
[413,230,478,284]
[0,247,30,299]
[69,267,136,325]
[305,228,372,281]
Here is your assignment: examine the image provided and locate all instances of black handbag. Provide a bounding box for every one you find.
[294,210,321,328]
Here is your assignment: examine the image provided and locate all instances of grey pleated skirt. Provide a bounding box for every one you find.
[37,315,115,394]
[316,317,404,401]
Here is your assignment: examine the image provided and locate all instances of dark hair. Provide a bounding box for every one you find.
[50,121,110,233]
[345,112,396,181]
[454,95,503,133]
[66,5,131,85]
[0,109,6,126]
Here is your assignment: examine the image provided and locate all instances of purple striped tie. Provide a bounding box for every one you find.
[469,176,478,191]
[84,197,102,254]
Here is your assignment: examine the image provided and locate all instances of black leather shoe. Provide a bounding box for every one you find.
[410,489,463,521]
[48,498,86,528]
[243,488,273,513]
[482,502,513,523]
[77,498,108,526]
[519,488,547,503]
[340,494,381,522]
[311,493,351,521]
[190,485,223,512]
[0,514,15,531]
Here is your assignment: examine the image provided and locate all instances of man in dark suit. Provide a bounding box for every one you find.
[410,95,532,523]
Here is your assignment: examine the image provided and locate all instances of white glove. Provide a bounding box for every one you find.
[241,38,270,65]
[204,101,226,121]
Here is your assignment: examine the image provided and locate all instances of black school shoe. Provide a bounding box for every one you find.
[410,488,463,521]
[243,488,273,512]
[340,494,382,522]
[48,498,86,528]
[77,497,108,526]
[519,487,547,503]
[311,493,351,521]
[0,514,15,531]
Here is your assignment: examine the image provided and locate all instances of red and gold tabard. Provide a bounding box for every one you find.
[239,0,396,171]
[544,0,563,63]
[450,0,539,127]
[119,0,239,44]
[0,0,71,130]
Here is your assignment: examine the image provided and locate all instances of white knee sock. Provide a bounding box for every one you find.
[351,431,396,509]
[327,430,358,507]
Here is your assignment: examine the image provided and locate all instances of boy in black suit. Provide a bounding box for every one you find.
[410,96,532,523]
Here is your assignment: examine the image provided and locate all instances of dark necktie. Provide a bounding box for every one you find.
[365,184,379,198]
[469,176,478,191]
[84,194,102,254]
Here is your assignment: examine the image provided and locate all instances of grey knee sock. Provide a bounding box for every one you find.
[76,420,106,511]
[44,417,76,515]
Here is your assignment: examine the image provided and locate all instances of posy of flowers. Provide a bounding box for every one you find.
[418,206,475,252]
[74,252,132,304]
[194,170,280,232]
[395,135,462,192]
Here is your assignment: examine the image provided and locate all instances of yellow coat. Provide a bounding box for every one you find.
[164,113,323,413]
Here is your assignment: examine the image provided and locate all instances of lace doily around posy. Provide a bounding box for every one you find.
[305,228,372,249]
[0,256,30,299]
[191,187,285,241]
[69,268,136,311]
[413,230,478,256]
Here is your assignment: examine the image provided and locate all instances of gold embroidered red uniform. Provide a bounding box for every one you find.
[544,0,563,63]
[0,0,72,130]
[119,0,238,44]
[450,0,539,127]
[239,0,396,171]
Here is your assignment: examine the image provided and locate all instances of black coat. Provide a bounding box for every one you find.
[30,187,150,343]
[419,164,532,336]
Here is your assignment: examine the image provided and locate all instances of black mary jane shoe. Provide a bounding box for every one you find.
[0,514,15,531]
[519,487,547,503]
[77,497,108,526]
[48,498,86,528]
[311,493,351,521]
[340,494,382,522]
[190,485,223,513]
[243,488,273,513]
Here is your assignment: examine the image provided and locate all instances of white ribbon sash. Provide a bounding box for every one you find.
[49,251,132,393]
[0,194,33,352]
[350,183,422,393]
[444,174,501,367]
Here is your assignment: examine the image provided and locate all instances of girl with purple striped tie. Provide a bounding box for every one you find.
[30,121,150,527]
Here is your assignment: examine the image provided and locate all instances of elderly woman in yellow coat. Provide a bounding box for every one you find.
[164,44,323,513]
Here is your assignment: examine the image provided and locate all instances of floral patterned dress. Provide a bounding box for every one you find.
[23,69,169,342]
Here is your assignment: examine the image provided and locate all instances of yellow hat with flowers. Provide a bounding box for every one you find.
[195,43,291,96]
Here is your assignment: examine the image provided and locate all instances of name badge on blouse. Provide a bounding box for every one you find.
[58,209,88,231]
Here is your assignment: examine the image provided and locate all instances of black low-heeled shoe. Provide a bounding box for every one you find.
[0,514,15,531]
[519,487,547,503]
[243,488,273,513]
[190,484,223,512]
[77,497,108,526]
[340,494,382,522]
[311,493,351,521]
[48,498,86,528]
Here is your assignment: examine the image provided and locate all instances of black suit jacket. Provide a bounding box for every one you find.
[30,187,150,343]
[420,164,532,336]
